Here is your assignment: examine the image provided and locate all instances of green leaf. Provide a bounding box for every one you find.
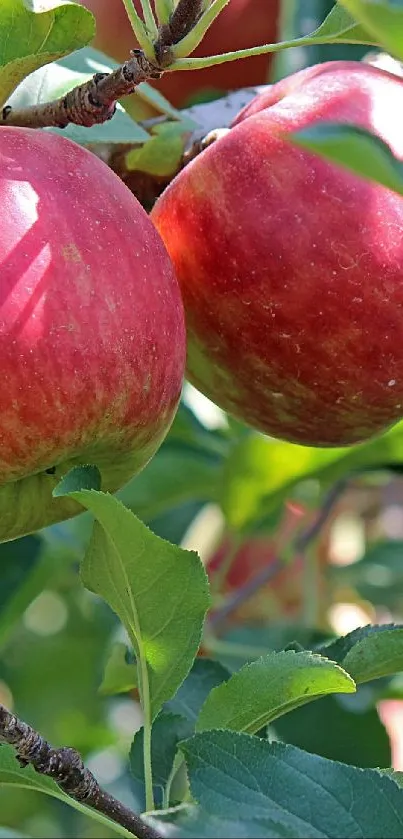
[0,0,94,106]
[220,421,403,530]
[55,464,101,494]
[0,537,67,651]
[309,1,379,45]
[387,770,403,789]
[318,623,403,682]
[0,536,42,613]
[149,804,270,838]
[53,482,210,719]
[272,692,391,768]
[181,730,403,837]
[125,121,192,177]
[99,642,138,696]
[7,59,150,145]
[196,650,355,734]
[292,123,403,198]
[0,745,131,837]
[166,658,230,723]
[117,446,222,523]
[343,629,403,683]
[130,712,193,809]
[339,0,403,60]
[116,400,226,525]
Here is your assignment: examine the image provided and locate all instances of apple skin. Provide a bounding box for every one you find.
[0,127,185,542]
[79,0,279,106]
[232,61,347,125]
[151,61,403,447]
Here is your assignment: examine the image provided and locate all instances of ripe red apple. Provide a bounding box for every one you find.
[0,126,185,542]
[80,0,279,106]
[151,61,403,447]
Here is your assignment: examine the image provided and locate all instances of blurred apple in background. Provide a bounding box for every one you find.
[80,0,280,106]
[206,501,323,624]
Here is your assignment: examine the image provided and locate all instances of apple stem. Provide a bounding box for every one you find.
[171,0,231,59]
[120,0,157,58]
[0,703,162,839]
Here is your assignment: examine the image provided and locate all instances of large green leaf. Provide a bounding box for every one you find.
[55,470,210,719]
[0,745,131,837]
[180,731,403,837]
[0,0,94,105]
[308,0,379,45]
[339,0,403,60]
[273,692,391,768]
[292,123,403,198]
[196,650,355,734]
[166,658,230,722]
[99,642,137,696]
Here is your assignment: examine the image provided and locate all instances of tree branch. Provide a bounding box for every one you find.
[0,703,162,839]
[1,50,161,129]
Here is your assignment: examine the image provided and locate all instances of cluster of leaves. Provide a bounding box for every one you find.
[3,458,403,838]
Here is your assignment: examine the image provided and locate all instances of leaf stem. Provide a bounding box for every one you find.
[169,31,377,69]
[138,0,159,40]
[154,0,174,25]
[131,637,155,811]
[172,0,230,58]
[120,0,156,58]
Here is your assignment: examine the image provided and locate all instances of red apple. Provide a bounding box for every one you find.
[0,126,185,542]
[207,500,334,625]
[208,534,305,623]
[151,61,403,447]
[80,0,279,106]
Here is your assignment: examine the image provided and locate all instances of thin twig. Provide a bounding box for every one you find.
[0,704,162,839]
[209,558,284,627]
[1,50,161,129]
[295,477,349,552]
[209,478,349,629]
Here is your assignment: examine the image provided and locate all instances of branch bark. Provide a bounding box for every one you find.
[0,703,162,839]
[1,51,162,129]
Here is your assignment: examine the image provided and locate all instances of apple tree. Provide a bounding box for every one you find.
[2,1,403,838]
